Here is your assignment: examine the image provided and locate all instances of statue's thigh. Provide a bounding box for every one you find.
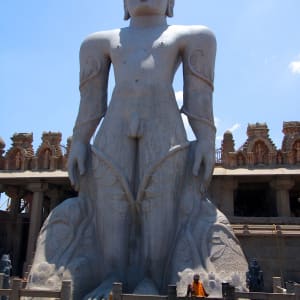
[137,135,186,270]
[91,136,137,276]
[97,131,137,183]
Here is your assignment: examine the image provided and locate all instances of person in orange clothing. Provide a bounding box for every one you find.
[186,274,209,298]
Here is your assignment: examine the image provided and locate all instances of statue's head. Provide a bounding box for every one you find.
[124,0,175,20]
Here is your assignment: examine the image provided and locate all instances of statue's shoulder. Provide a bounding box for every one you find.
[170,25,216,48]
[80,29,120,54]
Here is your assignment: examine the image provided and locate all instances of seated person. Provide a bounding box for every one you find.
[186,274,209,298]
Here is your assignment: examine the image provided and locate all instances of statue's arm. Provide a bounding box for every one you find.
[74,36,110,142]
[182,27,217,191]
[68,35,111,190]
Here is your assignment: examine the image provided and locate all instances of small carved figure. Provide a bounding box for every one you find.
[0,254,11,276]
[246,258,264,292]
[0,254,12,299]
[254,142,266,165]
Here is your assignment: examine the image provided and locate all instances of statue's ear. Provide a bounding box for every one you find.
[167,0,175,17]
[124,0,130,20]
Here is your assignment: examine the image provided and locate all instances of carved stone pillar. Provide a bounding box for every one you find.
[270,177,294,217]
[220,178,237,217]
[4,185,23,275]
[25,183,48,269]
[46,187,62,211]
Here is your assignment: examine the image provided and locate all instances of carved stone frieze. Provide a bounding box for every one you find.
[221,122,300,168]
[4,133,34,170]
[34,132,63,170]
[1,121,300,171]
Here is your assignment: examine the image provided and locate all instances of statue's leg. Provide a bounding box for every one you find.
[91,132,137,291]
[136,129,188,293]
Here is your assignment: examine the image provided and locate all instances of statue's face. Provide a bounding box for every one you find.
[125,0,169,17]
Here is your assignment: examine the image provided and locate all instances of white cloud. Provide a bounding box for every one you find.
[228,123,241,133]
[289,60,300,74]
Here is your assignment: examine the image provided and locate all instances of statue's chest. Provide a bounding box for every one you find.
[110,34,179,66]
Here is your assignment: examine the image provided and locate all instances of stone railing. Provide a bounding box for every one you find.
[0,274,71,300]
[111,282,221,300]
[1,276,299,300]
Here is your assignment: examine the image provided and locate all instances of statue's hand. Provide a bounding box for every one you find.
[67,140,88,191]
[192,140,215,193]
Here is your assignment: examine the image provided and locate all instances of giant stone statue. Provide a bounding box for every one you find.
[27,1,248,299]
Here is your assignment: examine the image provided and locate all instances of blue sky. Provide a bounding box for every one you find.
[1,0,300,153]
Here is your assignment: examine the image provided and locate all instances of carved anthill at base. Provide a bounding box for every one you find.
[26,142,247,299]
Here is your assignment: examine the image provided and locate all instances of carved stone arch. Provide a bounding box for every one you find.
[37,147,52,170]
[253,140,269,165]
[5,147,25,170]
[248,137,275,153]
[236,151,246,167]
[36,132,63,170]
[248,138,276,166]
[4,133,34,170]
[292,139,300,164]
[282,121,300,152]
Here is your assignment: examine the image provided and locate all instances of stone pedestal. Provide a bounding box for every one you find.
[272,276,282,293]
[112,282,122,300]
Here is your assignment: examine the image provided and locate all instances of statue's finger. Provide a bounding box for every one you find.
[193,153,202,176]
[78,157,86,176]
[203,166,211,183]
[203,158,213,186]
[71,167,79,191]
[68,161,75,186]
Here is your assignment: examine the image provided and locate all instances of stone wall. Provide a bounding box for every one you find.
[238,234,300,292]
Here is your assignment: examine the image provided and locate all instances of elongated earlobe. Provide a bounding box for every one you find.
[124,0,130,20]
[167,0,175,17]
